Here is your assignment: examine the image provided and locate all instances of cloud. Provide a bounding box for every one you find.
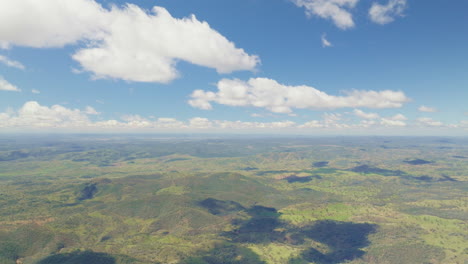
[0,101,314,131]
[369,0,406,25]
[0,76,21,92]
[0,101,180,130]
[358,120,377,128]
[216,120,296,129]
[298,113,349,129]
[154,118,186,129]
[121,114,146,122]
[189,117,213,129]
[298,113,352,129]
[321,33,332,47]
[0,0,106,49]
[418,105,437,113]
[0,0,259,83]
[0,55,25,69]
[72,5,260,83]
[389,113,407,121]
[31,89,40,94]
[1,101,466,134]
[124,118,152,128]
[416,117,443,127]
[299,120,324,128]
[323,113,343,126]
[189,77,410,113]
[380,119,405,127]
[291,0,358,29]
[84,106,99,115]
[380,113,407,126]
[0,101,91,128]
[353,109,379,119]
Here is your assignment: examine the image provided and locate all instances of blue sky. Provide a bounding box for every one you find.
[0,0,467,134]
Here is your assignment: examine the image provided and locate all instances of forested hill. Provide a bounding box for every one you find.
[0,136,466,264]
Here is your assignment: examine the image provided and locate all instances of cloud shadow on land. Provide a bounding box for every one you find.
[180,243,266,264]
[37,251,115,264]
[289,220,377,264]
[222,205,284,244]
[199,198,377,263]
[37,250,144,264]
[198,198,245,216]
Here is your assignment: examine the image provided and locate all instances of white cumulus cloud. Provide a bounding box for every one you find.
[298,113,349,129]
[369,0,406,25]
[189,77,410,113]
[291,0,358,29]
[353,109,379,119]
[389,113,407,121]
[0,0,106,49]
[0,101,300,131]
[416,117,443,127]
[189,117,213,129]
[418,105,437,113]
[1,101,91,128]
[0,76,21,92]
[380,113,407,126]
[298,120,324,128]
[1,101,466,134]
[0,55,25,69]
[358,120,377,128]
[380,119,405,127]
[84,106,99,115]
[154,118,186,129]
[0,0,259,83]
[321,33,332,47]
[215,120,296,129]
